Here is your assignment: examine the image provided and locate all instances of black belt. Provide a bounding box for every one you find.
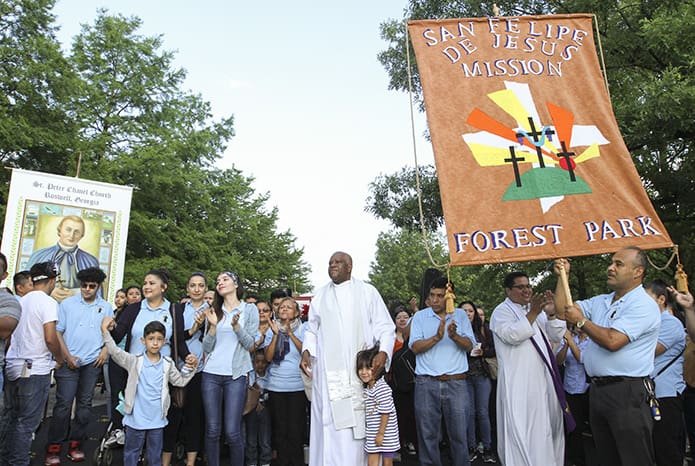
[425,373,468,381]
[590,375,646,386]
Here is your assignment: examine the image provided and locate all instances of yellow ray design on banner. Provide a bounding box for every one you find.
[489,89,529,127]
[467,143,512,166]
[488,89,558,157]
[574,143,601,164]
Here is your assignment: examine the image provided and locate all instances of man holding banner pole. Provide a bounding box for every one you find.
[554,248,660,466]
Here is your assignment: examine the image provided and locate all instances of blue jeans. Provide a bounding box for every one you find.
[48,363,101,443]
[245,404,272,465]
[124,426,163,466]
[202,372,247,466]
[414,375,470,466]
[466,375,492,450]
[0,374,52,466]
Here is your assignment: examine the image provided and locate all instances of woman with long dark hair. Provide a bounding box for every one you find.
[388,304,417,457]
[162,272,208,466]
[201,271,258,466]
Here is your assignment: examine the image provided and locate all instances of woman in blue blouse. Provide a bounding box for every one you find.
[108,270,191,450]
[202,271,258,466]
[263,296,307,466]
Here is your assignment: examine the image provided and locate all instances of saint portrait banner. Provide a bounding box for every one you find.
[1,169,133,301]
[408,14,673,265]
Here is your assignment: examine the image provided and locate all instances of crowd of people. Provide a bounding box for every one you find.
[0,246,693,466]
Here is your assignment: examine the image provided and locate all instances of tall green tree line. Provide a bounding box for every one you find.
[0,0,309,297]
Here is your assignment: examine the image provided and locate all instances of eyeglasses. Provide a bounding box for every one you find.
[510,284,532,290]
[81,283,98,290]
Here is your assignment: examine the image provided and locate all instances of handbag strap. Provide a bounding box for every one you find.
[655,346,685,378]
[170,303,178,361]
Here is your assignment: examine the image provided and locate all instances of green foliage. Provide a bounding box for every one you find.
[368,228,447,306]
[0,0,80,213]
[372,0,695,298]
[365,165,443,232]
[0,4,310,299]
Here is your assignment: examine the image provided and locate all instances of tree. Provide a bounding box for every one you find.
[64,10,310,297]
[0,7,310,297]
[365,165,442,232]
[368,228,448,306]
[0,0,79,209]
[374,0,695,287]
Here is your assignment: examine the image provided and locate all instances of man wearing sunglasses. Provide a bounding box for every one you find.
[45,267,114,465]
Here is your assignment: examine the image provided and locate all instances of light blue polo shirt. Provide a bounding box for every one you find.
[263,323,306,392]
[204,303,247,376]
[409,307,475,376]
[58,294,114,365]
[130,299,173,357]
[556,335,590,394]
[183,301,205,373]
[124,355,167,430]
[577,285,660,377]
[652,311,686,398]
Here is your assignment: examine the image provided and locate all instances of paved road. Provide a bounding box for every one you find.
[25,383,536,465]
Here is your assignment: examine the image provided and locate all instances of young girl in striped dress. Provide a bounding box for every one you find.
[356,346,400,466]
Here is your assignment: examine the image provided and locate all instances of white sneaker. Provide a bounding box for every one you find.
[104,429,124,447]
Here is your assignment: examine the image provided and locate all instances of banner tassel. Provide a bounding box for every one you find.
[675,246,689,293]
[445,269,456,314]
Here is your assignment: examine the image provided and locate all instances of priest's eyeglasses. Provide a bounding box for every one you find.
[510,284,533,290]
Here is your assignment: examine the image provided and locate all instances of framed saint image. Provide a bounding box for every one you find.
[17,202,115,300]
[1,169,132,302]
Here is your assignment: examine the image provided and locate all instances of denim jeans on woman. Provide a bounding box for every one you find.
[466,374,493,450]
[202,372,247,466]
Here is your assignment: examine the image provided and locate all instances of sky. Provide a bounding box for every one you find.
[52,0,435,290]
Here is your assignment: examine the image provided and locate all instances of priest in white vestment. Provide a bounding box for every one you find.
[301,252,395,466]
[490,271,566,466]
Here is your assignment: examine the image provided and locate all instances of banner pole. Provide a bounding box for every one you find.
[75,151,83,178]
[559,263,573,308]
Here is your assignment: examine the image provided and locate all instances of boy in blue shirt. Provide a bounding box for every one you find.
[101,317,197,466]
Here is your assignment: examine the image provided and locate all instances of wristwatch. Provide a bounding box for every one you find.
[576,319,587,329]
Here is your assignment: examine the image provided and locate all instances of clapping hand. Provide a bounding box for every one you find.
[205,305,218,327]
[668,286,695,312]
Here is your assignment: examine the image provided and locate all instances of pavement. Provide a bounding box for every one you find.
[23,382,608,466]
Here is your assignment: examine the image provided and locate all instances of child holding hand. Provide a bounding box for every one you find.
[101,316,197,466]
[357,345,400,466]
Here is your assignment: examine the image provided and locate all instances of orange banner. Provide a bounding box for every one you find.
[408,14,673,265]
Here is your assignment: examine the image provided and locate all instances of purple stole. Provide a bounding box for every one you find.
[530,325,577,433]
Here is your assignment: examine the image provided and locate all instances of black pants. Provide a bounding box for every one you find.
[652,395,684,466]
[163,372,205,453]
[565,391,590,466]
[393,389,417,448]
[108,360,127,429]
[268,390,306,466]
[590,378,654,466]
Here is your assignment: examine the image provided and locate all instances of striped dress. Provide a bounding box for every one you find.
[364,377,400,454]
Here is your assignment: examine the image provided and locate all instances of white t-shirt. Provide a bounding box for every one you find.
[5,290,59,380]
